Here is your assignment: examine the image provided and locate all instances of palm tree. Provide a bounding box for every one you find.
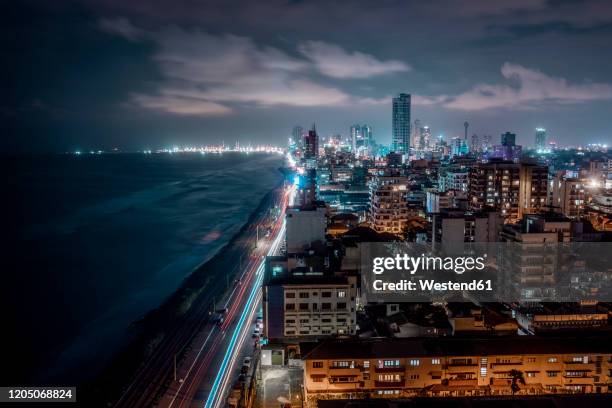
[509,369,526,395]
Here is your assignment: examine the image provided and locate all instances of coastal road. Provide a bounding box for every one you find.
[161,185,293,408]
[112,184,292,408]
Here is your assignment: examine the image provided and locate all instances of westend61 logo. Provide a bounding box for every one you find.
[372,253,487,275]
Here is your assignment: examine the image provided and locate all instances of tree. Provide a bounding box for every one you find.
[509,369,526,395]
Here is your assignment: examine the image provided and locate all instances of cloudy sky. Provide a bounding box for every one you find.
[4,0,612,152]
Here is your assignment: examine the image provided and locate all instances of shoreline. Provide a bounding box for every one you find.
[82,171,287,405]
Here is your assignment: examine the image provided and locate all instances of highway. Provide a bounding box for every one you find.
[114,183,293,408]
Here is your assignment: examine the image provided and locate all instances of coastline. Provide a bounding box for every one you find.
[83,171,287,405]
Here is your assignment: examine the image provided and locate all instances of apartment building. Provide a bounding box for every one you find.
[468,160,548,222]
[302,337,612,404]
[551,171,585,218]
[286,202,327,254]
[263,256,357,340]
[429,209,503,249]
[369,175,411,235]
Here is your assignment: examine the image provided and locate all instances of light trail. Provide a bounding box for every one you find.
[204,195,289,408]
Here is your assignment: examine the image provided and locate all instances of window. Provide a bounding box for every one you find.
[565,371,587,378]
[527,372,536,378]
[337,291,346,298]
[313,361,323,368]
[378,374,401,382]
[300,319,309,324]
[381,360,400,367]
[547,371,559,377]
[299,292,309,299]
[312,377,323,382]
[363,360,370,368]
[480,367,487,377]
[322,292,332,298]
[409,359,420,366]
[408,374,419,380]
[285,303,295,311]
[321,318,332,323]
[299,303,309,311]
[431,358,440,365]
[331,361,350,368]
[547,357,557,363]
[285,292,295,298]
[527,357,536,363]
[337,302,347,310]
[322,303,331,310]
[285,319,295,324]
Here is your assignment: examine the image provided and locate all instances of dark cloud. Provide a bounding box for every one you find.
[2,0,612,151]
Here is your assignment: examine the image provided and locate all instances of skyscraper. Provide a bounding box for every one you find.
[392,93,411,153]
[350,124,361,152]
[421,126,431,150]
[412,119,422,150]
[535,128,547,151]
[362,125,373,147]
[350,124,373,153]
[292,125,304,145]
[464,121,469,141]
[501,131,516,147]
[304,124,318,159]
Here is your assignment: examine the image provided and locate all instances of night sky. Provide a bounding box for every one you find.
[3,0,612,152]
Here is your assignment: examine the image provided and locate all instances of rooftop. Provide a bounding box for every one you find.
[301,335,612,360]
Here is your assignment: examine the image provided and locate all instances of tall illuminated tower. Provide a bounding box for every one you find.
[392,93,411,153]
[535,128,547,151]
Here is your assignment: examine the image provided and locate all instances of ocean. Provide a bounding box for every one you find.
[3,152,284,384]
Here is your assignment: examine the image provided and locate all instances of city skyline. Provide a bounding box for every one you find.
[3,1,612,152]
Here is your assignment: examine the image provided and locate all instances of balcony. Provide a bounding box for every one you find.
[375,366,405,373]
[374,380,405,388]
[448,378,478,387]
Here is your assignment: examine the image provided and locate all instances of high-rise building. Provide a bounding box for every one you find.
[501,131,516,147]
[412,119,422,150]
[535,128,547,151]
[468,160,548,222]
[464,121,469,141]
[369,175,411,235]
[304,124,319,159]
[292,125,304,148]
[470,133,480,152]
[421,126,431,150]
[551,171,585,218]
[350,124,361,152]
[350,124,373,154]
[482,134,492,152]
[362,125,373,147]
[392,93,411,153]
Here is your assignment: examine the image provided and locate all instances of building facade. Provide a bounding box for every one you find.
[468,160,548,222]
[369,175,411,235]
[302,337,612,404]
[392,93,411,154]
[263,257,358,340]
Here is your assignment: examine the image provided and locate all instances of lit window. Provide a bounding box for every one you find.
[431,358,440,365]
[409,359,420,366]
